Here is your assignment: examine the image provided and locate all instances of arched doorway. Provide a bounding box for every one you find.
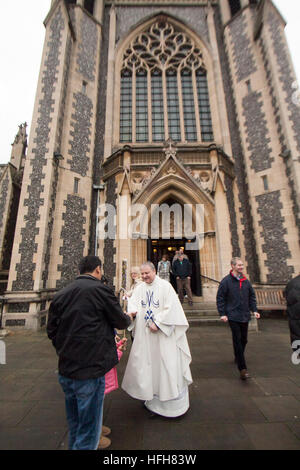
[146,197,202,296]
[125,150,219,300]
[147,237,202,296]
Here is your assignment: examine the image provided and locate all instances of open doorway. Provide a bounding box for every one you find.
[147,237,202,296]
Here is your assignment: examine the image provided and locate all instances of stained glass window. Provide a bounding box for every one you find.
[196,69,214,142]
[167,70,181,141]
[152,71,165,142]
[119,20,214,144]
[136,70,148,142]
[120,70,132,142]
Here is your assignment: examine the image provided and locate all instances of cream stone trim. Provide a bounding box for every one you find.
[207,3,232,155]
[218,0,231,24]
[94,0,105,24]
[104,5,117,159]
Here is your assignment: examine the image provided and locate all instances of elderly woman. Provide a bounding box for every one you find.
[127,266,142,297]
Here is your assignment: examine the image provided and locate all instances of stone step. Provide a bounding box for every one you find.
[187,315,224,326]
[185,314,259,331]
[183,304,217,311]
[185,310,219,317]
[180,299,222,325]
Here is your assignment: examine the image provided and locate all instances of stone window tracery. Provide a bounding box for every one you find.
[120,19,214,144]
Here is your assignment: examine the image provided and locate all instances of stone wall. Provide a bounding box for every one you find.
[214,6,260,282]
[13,7,66,292]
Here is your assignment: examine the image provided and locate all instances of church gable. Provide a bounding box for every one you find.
[132,143,215,208]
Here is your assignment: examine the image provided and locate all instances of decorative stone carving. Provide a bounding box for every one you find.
[12,123,27,145]
[165,163,177,175]
[131,168,157,196]
[122,19,205,73]
[191,169,212,193]
[163,138,177,159]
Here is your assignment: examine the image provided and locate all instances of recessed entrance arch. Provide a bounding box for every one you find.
[148,237,202,296]
[125,151,220,301]
[146,197,202,296]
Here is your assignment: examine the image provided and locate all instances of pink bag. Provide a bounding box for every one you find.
[104,341,124,395]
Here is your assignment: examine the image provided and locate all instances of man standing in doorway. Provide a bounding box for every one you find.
[216,257,260,380]
[173,254,193,306]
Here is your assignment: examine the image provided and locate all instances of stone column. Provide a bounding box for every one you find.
[94,0,104,24]
[261,6,300,272]
[4,3,72,329]
[210,150,232,279]
[104,5,116,159]
[116,185,132,292]
[207,3,232,155]
[219,0,231,24]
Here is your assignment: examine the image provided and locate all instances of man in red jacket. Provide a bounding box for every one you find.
[47,256,132,450]
[217,257,260,380]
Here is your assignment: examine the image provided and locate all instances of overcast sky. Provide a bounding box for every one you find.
[0,0,299,164]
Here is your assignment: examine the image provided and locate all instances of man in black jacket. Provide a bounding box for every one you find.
[173,254,193,305]
[216,257,260,380]
[47,256,131,450]
[285,274,300,359]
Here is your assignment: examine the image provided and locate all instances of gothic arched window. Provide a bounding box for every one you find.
[119,20,214,144]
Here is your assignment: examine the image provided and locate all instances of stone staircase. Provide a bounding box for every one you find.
[182,297,222,326]
[182,297,258,331]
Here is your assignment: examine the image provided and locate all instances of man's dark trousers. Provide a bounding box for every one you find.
[229,320,248,371]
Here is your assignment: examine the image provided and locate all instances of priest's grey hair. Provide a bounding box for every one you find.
[140,261,156,271]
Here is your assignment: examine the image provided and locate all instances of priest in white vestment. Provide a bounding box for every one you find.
[121,262,193,418]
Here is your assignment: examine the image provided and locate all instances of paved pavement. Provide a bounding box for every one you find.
[0,318,300,451]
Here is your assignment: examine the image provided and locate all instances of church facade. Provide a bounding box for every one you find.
[0,0,299,329]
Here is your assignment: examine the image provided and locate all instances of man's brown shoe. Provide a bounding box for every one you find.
[240,369,250,380]
[98,436,111,449]
[102,425,111,436]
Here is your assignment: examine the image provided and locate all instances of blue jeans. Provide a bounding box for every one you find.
[59,375,105,450]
